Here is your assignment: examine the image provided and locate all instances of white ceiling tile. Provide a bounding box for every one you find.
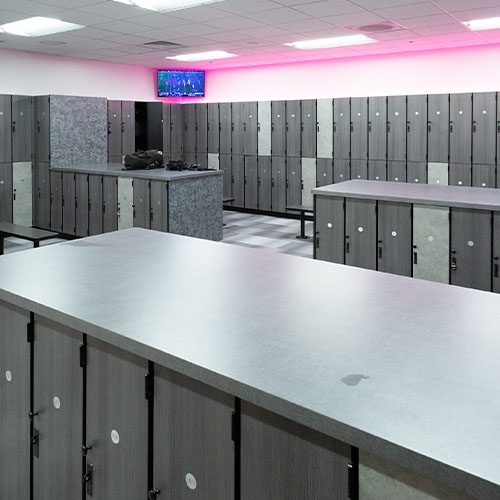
[77,1,146,19]
[245,7,314,24]
[0,0,64,15]
[93,19,155,34]
[132,13,192,29]
[374,2,443,21]
[204,15,267,30]
[451,7,500,22]
[212,0,279,14]
[400,14,458,29]
[412,23,469,36]
[56,9,114,26]
[324,11,388,27]
[292,0,364,17]
[434,0,500,13]
[351,0,423,8]
[277,18,337,33]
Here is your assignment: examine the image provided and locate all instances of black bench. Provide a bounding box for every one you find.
[285,205,314,240]
[0,223,58,255]
[223,197,235,204]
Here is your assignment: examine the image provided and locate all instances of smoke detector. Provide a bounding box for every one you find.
[352,21,405,34]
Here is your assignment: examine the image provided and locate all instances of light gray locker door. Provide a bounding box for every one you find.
[13,162,33,226]
[219,103,232,155]
[88,174,103,236]
[33,163,51,230]
[220,154,232,199]
[451,208,492,291]
[33,316,83,500]
[0,95,12,163]
[286,157,302,210]
[232,155,245,207]
[196,103,208,155]
[271,101,286,157]
[271,157,287,213]
[301,99,317,158]
[62,172,76,235]
[333,98,350,159]
[257,156,272,211]
[449,163,471,186]
[494,213,500,293]
[0,303,30,500]
[122,101,135,156]
[317,158,333,187]
[170,104,184,156]
[241,402,351,500]
[351,158,367,180]
[377,201,412,276]
[33,96,50,164]
[153,366,234,499]
[472,164,496,188]
[162,103,171,156]
[207,103,219,153]
[302,158,316,206]
[368,96,387,161]
[334,158,350,183]
[207,153,219,170]
[407,94,427,162]
[368,160,386,181]
[345,198,377,270]
[428,94,449,163]
[12,95,32,163]
[150,180,168,232]
[50,171,63,232]
[118,177,133,230]
[407,162,427,184]
[428,162,448,186]
[387,96,407,161]
[472,92,496,165]
[387,161,406,182]
[450,93,472,165]
[107,100,122,159]
[231,102,244,155]
[243,101,258,156]
[257,101,271,156]
[244,155,258,209]
[102,176,118,233]
[183,104,197,154]
[75,173,89,237]
[133,178,150,229]
[0,163,13,223]
[350,97,368,160]
[315,195,344,263]
[317,98,333,159]
[286,100,301,157]
[86,338,148,500]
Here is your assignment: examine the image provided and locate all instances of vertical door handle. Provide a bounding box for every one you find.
[350,122,353,132]
[451,250,457,271]
[231,175,234,184]
[345,236,350,254]
[450,121,453,133]
[37,121,41,133]
[387,122,391,132]
[271,123,275,132]
[301,180,304,190]
[315,231,320,249]
[12,122,16,134]
[83,463,93,497]
[301,123,304,132]
[494,257,499,278]
[258,122,261,132]
[413,244,418,264]
[121,122,125,133]
[428,121,431,133]
[13,189,16,201]
[497,121,500,133]
[407,121,410,133]
[378,241,382,259]
[32,427,40,458]
[317,123,320,133]
[333,123,337,133]
[271,178,275,188]
[286,123,289,132]
[286,179,289,189]
[368,122,372,132]
[243,123,247,132]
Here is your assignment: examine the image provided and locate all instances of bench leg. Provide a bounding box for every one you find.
[0,236,4,255]
[296,212,310,240]
[34,241,40,249]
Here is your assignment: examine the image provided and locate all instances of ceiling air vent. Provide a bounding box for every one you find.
[353,21,405,34]
[143,40,182,48]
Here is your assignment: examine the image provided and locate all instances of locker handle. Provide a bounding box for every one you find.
[258,177,261,187]
[413,251,418,265]
[258,122,261,132]
[368,122,372,132]
[271,123,275,132]
[350,122,353,132]
[450,121,453,133]
[13,189,16,201]
[428,121,431,133]
[387,122,391,132]
[32,428,40,458]
[37,121,41,133]
[83,463,93,497]
[231,175,234,184]
[407,121,410,133]
[317,123,320,133]
[121,122,125,133]
[473,121,477,133]
[82,445,92,456]
[12,122,16,134]
[243,123,247,132]
[333,123,337,133]
[301,122,304,132]
[497,121,500,133]
[345,236,350,254]
[150,207,154,222]
[378,242,382,259]
[286,179,289,189]
[494,261,499,278]
[271,178,275,188]
[286,123,289,132]
[451,253,457,271]
[244,176,247,185]
[301,180,304,190]
[315,231,320,249]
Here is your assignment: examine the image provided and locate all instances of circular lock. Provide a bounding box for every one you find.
[5,370,12,382]
[111,429,120,444]
[185,473,197,490]
[53,396,61,410]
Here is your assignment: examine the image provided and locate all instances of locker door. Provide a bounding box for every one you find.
[86,338,148,499]
[351,159,367,180]
[472,164,496,188]
[377,201,412,276]
[133,178,150,229]
[162,103,171,156]
[271,101,286,157]
[257,156,272,211]
[315,195,344,263]
[219,103,232,155]
[243,101,258,156]
[33,163,50,230]
[220,154,232,199]
[232,102,244,155]
[122,101,135,156]
[183,104,197,154]
[286,157,302,210]
[118,177,133,230]
[232,155,245,207]
[75,174,89,237]
[12,95,32,163]
[302,158,316,206]
[0,95,12,163]
[196,103,208,156]
[0,163,13,223]
[62,172,76,235]
[368,96,387,161]
[244,156,258,209]
[450,208,492,291]
[146,102,163,151]
[33,96,50,164]
[333,98,350,159]
[271,157,287,213]
[407,162,427,184]
[88,174,103,236]
[407,95,427,163]
[170,104,184,156]
[286,100,301,157]
[0,303,30,500]
[317,158,333,187]
[207,103,219,154]
[494,213,500,293]
[150,180,168,232]
[33,317,83,500]
[345,198,377,270]
[258,101,271,156]
[472,92,496,165]
[350,97,368,161]
[428,162,448,185]
[208,153,219,170]
[50,171,63,232]
[387,96,406,162]
[301,99,317,158]
[107,100,122,160]
[428,94,449,163]
[13,163,33,226]
[450,93,472,165]
[368,160,386,181]
[449,163,471,187]
[102,176,118,233]
[317,98,333,159]
[387,161,406,182]
[153,367,234,499]
[334,158,350,183]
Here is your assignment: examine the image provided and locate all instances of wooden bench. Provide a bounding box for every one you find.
[0,223,58,255]
[285,205,314,240]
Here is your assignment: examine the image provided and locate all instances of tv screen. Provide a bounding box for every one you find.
[157,70,205,97]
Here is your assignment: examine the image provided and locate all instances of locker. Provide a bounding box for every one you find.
[334,158,350,183]
[317,98,333,159]
[219,103,232,155]
[286,100,301,157]
[317,158,333,187]
[472,92,496,165]
[0,303,30,500]
[345,198,377,270]
[271,101,286,157]
[107,100,122,159]
[368,160,386,181]
[231,102,244,155]
[85,338,148,499]
[286,157,302,210]
[377,201,412,276]
[428,94,449,163]
[50,171,63,232]
[33,96,50,164]
[118,177,133,230]
[244,156,258,209]
[450,93,472,165]
[232,155,245,207]
[184,152,196,165]
[162,103,171,156]
[350,97,368,160]
[0,95,12,163]
[220,154,232,199]
[196,103,208,155]
[302,158,316,206]
[62,172,76,235]
[0,163,13,223]
[351,158,368,180]
[241,402,350,500]
[122,101,135,156]
[197,152,208,167]
[407,162,427,184]
[301,99,317,158]
[12,95,32,163]
[207,103,219,154]
[183,104,197,154]
[387,161,406,182]
[243,101,258,156]
[75,174,89,237]
[450,208,492,291]
[428,162,448,185]
[413,205,449,283]
[333,98,350,159]
[257,156,272,211]
[449,163,471,187]
[271,157,287,213]
[314,195,344,263]
[208,153,219,170]
[13,163,33,226]
[89,175,103,236]
[102,176,118,233]
[33,163,51,230]
[472,164,496,188]
[146,102,163,151]
[257,101,271,156]
[150,181,168,232]
[33,317,83,500]
[387,96,406,161]
[368,96,387,161]
[133,178,150,229]
[170,104,184,155]
[407,95,427,162]
[494,213,500,293]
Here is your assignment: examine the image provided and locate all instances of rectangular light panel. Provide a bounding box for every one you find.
[113,0,224,12]
[0,17,84,37]
[285,34,376,50]
[166,50,237,61]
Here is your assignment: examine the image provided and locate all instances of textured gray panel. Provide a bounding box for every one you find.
[50,170,62,232]
[75,173,89,237]
[258,101,271,156]
[368,96,387,161]
[450,93,472,165]
[472,92,496,166]
[231,155,245,208]
[32,162,51,230]
[351,97,368,160]
[472,164,496,188]
[351,158,368,180]
[13,163,33,227]
[449,163,471,187]
[387,96,407,162]
[334,158,350,183]
[244,155,258,210]
[427,162,448,186]
[387,161,407,183]
[317,99,333,159]
[271,156,286,213]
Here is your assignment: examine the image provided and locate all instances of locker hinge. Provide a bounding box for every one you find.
[231,410,241,442]
[80,344,87,368]
[27,320,34,343]
[145,373,154,401]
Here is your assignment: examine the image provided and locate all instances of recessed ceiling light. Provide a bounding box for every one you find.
[0,17,84,37]
[113,0,224,12]
[166,50,237,61]
[284,34,375,50]
[464,17,500,31]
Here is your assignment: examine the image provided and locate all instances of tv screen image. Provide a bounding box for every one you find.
[157,70,205,97]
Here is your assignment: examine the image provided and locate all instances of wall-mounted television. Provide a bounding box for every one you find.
[157,69,205,98]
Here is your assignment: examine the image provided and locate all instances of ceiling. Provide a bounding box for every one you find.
[1,0,500,69]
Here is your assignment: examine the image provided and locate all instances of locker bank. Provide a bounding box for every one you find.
[2,1,500,499]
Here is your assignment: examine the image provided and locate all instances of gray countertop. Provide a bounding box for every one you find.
[0,229,499,499]
[313,180,500,211]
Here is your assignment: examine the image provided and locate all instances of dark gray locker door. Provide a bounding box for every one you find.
[146,102,163,150]
[75,174,89,237]
[232,155,245,207]
[184,104,197,154]
[196,152,208,166]
[494,213,500,293]
[317,158,333,187]
[207,103,219,153]
[368,160,387,181]
[333,98,350,159]
[407,162,427,184]
[150,181,168,232]
[271,101,286,157]
[473,92,496,165]
[62,172,76,235]
[102,175,118,233]
[368,96,387,161]
[301,99,317,158]
[0,95,12,163]
[88,174,103,236]
[450,93,472,164]
[315,195,344,263]
[184,152,197,165]
[286,100,301,157]
[170,104,184,155]
[351,158,368,180]
[220,154,232,199]
[86,337,148,500]
[350,97,368,160]
[133,178,150,229]
[449,163,471,186]
[0,303,30,500]
[286,157,302,210]
[377,201,412,276]
[428,94,449,163]
[153,366,234,499]
[345,198,377,270]
[33,317,83,500]
[219,103,232,155]
[34,96,50,164]
[231,102,244,155]
[244,155,258,209]
[387,95,407,161]
[50,171,63,232]
[33,163,51,230]
[12,95,32,162]
[0,163,13,223]
[451,208,492,291]
[243,101,258,156]
[257,156,272,211]
[472,164,496,188]
[162,103,171,155]
[407,94,427,162]
[107,100,122,159]
[122,101,135,156]
[241,402,350,500]
[196,103,208,155]
[271,157,287,213]
[387,161,407,182]
[333,158,350,183]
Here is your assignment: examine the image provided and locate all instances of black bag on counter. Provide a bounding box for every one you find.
[123,150,164,170]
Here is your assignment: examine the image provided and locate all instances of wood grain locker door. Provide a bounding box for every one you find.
[368,160,387,181]
[220,154,232,199]
[62,172,76,235]
[257,156,272,211]
[88,174,103,236]
[301,157,316,206]
[33,163,51,230]
[334,158,350,183]
[231,102,244,155]
[333,98,350,159]
[351,158,368,180]
[0,163,13,223]
[407,162,427,184]
[150,180,168,232]
[427,94,449,163]
[449,163,471,187]
[472,92,496,166]
[472,164,496,188]
[12,95,32,163]
[316,158,333,187]
[196,103,208,156]
[207,103,219,154]
[450,93,472,165]
[162,103,171,156]
[271,101,286,157]
[183,104,197,155]
[0,302,30,500]
[350,97,368,161]
[0,95,12,163]
[368,96,387,161]
[75,173,89,237]
[494,212,500,293]
[102,176,118,233]
[33,96,50,164]
[118,177,133,230]
[286,157,302,211]
[317,98,333,159]
[243,101,258,156]
[170,104,184,157]
[219,103,232,155]
[271,157,286,213]
[315,195,344,263]
[107,100,122,160]
[133,178,150,229]
[121,101,135,157]
[387,96,406,162]
[50,170,63,232]
[257,101,271,157]
[244,155,258,210]
[152,366,234,499]
[285,100,301,157]
[301,99,317,158]
[407,95,427,163]
[387,161,406,183]
[231,155,245,208]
